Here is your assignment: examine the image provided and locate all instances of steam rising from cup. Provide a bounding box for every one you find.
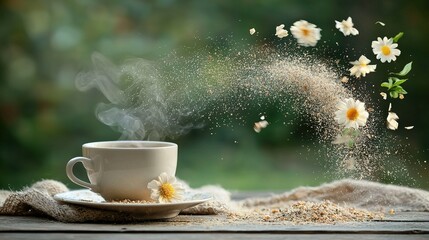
[75,52,199,140]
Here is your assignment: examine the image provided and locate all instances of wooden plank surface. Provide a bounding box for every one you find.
[380,212,429,222]
[1,215,428,234]
[1,233,428,240]
[1,190,429,239]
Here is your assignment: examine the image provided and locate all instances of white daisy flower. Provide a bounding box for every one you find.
[147,172,184,203]
[405,126,414,130]
[387,103,399,130]
[380,92,387,100]
[275,24,289,38]
[349,55,376,78]
[290,20,321,47]
[371,37,401,63]
[335,17,359,36]
[334,98,369,129]
[249,28,256,35]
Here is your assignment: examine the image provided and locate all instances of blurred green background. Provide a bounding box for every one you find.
[1,0,429,191]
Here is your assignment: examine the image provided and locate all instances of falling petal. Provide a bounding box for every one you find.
[341,76,349,83]
[254,120,269,133]
[249,28,256,35]
[387,112,399,130]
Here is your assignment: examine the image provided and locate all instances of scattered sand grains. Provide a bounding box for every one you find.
[227,200,384,224]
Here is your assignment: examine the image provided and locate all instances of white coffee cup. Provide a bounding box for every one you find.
[66,141,177,201]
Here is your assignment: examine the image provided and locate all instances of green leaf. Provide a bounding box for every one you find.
[381,82,391,88]
[398,88,408,94]
[388,76,400,82]
[392,32,404,43]
[390,91,399,98]
[391,86,408,95]
[391,62,412,76]
[392,79,408,87]
[391,85,403,91]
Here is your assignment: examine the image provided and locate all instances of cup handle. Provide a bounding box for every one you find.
[66,157,98,192]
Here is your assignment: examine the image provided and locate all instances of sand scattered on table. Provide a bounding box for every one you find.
[226,200,384,224]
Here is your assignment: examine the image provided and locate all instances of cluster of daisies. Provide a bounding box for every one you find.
[333,18,412,134]
[250,17,413,145]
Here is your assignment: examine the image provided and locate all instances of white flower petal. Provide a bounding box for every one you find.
[254,120,269,133]
[335,21,342,29]
[387,112,399,121]
[158,172,169,183]
[275,24,289,38]
[147,180,160,190]
[151,191,160,200]
[392,49,401,56]
[249,28,256,35]
[385,37,392,44]
[387,112,399,130]
[276,24,285,31]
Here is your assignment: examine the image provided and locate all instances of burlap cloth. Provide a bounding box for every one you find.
[1,179,428,223]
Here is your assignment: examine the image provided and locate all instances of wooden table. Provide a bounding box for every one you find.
[1,192,428,240]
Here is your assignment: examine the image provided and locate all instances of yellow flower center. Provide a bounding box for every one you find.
[381,45,391,55]
[346,108,359,121]
[302,28,310,36]
[159,183,175,201]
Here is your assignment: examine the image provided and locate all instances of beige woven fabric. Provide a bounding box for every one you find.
[0,180,230,222]
[239,179,429,211]
[1,179,428,223]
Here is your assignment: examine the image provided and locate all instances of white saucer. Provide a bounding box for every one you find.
[54,190,212,220]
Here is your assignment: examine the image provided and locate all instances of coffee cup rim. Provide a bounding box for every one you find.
[82,141,177,149]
